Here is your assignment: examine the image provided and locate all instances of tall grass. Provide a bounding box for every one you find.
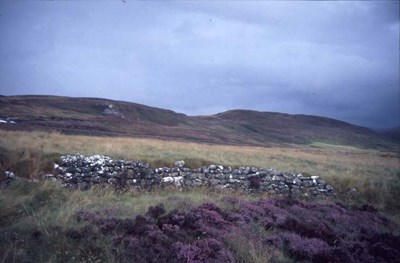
[0,130,399,213]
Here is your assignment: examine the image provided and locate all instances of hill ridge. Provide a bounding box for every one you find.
[0,95,396,149]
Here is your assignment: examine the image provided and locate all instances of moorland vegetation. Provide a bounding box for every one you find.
[1,130,399,262]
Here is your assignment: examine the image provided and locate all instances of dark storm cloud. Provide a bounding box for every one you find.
[0,1,398,129]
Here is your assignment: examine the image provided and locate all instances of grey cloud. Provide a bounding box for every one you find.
[0,1,398,129]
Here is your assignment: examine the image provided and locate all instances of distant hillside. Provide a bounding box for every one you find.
[377,127,400,143]
[0,95,396,149]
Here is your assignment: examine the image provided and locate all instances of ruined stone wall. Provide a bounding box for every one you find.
[47,154,335,197]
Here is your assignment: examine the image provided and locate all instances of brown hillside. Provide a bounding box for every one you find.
[0,95,396,149]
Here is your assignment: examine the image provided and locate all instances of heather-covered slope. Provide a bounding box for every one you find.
[85,198,399,263]
[0,95,395,149]
[1,180,399,263]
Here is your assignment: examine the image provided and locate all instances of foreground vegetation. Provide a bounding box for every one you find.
[0,181,233,262]
[1,181,399,262]
[0,130,399,262]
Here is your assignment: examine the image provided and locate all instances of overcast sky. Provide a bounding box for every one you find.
[0,1,399,129]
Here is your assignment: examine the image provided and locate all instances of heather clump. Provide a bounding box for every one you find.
[242,199,400,262]
[281,232,332,261]
[75,202,238,262]
[69,197,399,262]
[174,238,236,263]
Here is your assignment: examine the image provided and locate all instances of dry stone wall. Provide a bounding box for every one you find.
[48,154,335,197]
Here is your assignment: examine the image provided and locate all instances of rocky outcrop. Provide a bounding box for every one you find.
[50,154,335,196]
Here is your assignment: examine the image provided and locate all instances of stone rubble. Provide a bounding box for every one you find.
[50,154,335,196]
[103,103,124,118]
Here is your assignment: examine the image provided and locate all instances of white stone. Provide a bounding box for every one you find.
[311,175,319,184]
[162,176,174,183]
[174,176,183,186]
[5,171,15,179]
[228,179,241,184]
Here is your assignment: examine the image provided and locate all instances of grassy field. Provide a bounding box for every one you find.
[0,130,399,212]
[0,130,399,262]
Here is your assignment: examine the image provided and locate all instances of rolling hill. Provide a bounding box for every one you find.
[0,95,396,149]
